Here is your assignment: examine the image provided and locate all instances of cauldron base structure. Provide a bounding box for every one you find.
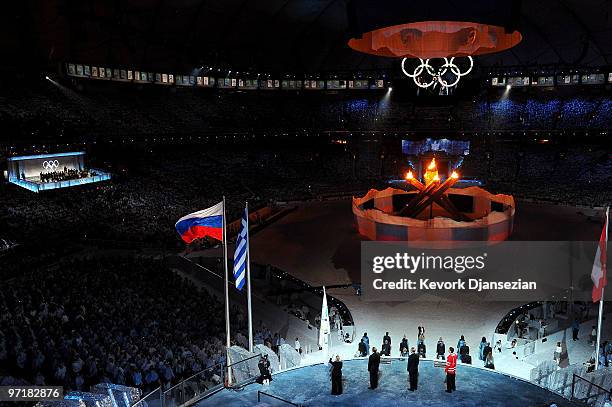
[352,186,515,244]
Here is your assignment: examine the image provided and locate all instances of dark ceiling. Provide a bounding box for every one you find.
[3,0,611,74]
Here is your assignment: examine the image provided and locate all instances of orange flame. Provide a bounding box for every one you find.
[406,171,414,180]
[424,158,439,185]
[451,171,459,179]
[427,158,437,170]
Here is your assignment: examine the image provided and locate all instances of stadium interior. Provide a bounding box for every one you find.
[0,1,611,406]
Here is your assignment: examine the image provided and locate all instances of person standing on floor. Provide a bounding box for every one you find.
[483,342,492,366]
[257,355,272,386]
[457,335,466,353]
[382,340,391,356]
[478,337,487,361]
[418,325,425,345]
[383,332,391,350]
[407,347,420,391]
[362,332,370,355]
[445,347,457,393]
[400,335,409,356]
[358,339,367,357]
[295,337,302,355]
[484,351,495,370]
[572,319,580,341]
[418,340,426,358]
[329,355,343,395]
[436,337,446,360]
[554,342,563,364]
[368,347,381,389]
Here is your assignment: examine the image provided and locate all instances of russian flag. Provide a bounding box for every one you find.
[176,201,224,244]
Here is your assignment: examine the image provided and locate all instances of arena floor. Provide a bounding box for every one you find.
[249,199,605,377]
[200,358,576,406]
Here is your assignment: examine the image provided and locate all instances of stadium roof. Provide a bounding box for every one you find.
[4,0,611,74]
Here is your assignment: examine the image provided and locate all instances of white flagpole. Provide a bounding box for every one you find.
[246,201,254,353]
[319,286,330,358]
[223,196,232,384]
[595,206,609,370]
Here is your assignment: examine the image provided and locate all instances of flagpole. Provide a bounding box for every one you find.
[246,201,254,353]
[595,206,609,370]
[223,196,232,385]
[596,287,604,370]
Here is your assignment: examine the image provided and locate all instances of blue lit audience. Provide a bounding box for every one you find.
[0,257,246,392]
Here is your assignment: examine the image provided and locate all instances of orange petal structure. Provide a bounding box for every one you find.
[348,21,522,59]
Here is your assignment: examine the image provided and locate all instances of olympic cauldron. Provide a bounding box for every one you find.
[352,159,515,245]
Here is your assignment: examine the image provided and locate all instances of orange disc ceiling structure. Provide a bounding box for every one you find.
[348,21,522,59]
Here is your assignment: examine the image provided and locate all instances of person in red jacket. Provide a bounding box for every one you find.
[445,347,457,393]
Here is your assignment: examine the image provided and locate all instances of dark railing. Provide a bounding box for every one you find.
[257,391,302,406]
[158,353,265,406]
[571,373,612,406]
[225,353,265,389]
[162,362,224,406]
[130,386,162,407]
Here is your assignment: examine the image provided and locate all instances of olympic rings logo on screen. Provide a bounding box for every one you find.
[42,160,60,171]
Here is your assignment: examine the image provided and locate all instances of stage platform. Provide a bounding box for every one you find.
[6,152,111,192]
[199,358,575,406]
[9,172,111,192]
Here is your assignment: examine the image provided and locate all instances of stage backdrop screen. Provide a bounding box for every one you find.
[8,152,85,180]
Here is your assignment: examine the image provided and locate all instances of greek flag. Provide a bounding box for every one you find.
[232,206,248,290]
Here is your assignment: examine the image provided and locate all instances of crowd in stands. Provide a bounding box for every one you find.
[460,143,611,207]
[0,256,246,393]
[0,80,610,143]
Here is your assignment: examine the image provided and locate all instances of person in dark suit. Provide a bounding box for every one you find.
[368,347,381,389]
[257,355,272,385]
[436,337,446,360]
[383,332,391,349]
[382,340,391,356]
[418,341,426,358]
[329,355,343,395]
[400,335,409,356]
[358,339,367,357]
[483,342,492,365]
[407,347,419,391]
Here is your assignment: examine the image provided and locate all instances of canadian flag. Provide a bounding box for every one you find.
[592,207,609,303]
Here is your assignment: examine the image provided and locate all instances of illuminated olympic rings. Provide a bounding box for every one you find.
[401,56,473,89]
[42,160,60,171]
